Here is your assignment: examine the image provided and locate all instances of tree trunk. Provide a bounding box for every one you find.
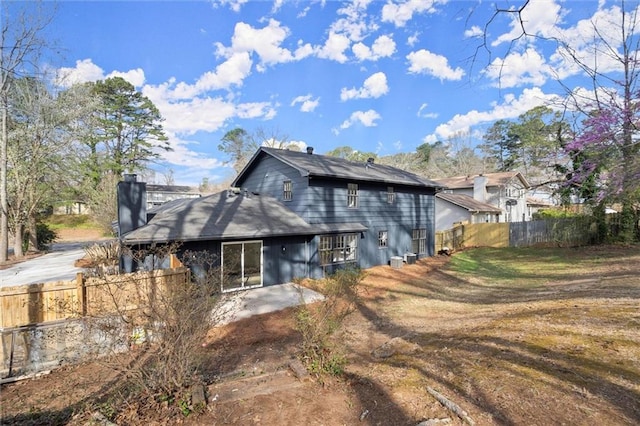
[13,223,24,258]
[27,215,38,252]
[0,100,8,262]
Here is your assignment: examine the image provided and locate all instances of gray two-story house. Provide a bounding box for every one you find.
[119,147,441,291]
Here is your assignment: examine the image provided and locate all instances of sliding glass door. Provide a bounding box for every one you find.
[221,241,263,292]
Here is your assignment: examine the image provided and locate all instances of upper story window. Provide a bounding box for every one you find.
[347,183,358,208]
[387,186,395,203]
[283,180,292,201]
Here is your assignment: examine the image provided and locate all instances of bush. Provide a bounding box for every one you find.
[533,208,581,220]
[22,222,57,252]
[295,267,364,378]
[82,243,223,417]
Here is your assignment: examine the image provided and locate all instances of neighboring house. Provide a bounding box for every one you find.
[435,193,503,231]
[53,200,90,215]
[526,197,555,219]
[434,172,531,224]
[146,184,201,210]
[119,147,441,291]
[53,184,199,215]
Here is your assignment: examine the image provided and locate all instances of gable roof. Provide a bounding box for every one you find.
[434,171,530,190]
[122,190,367,244]
[436,193,503,213]
[233,147,442,189]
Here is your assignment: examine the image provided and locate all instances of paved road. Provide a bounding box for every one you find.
[0,242,91,288]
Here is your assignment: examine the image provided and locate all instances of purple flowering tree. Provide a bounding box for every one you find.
[565,90,640,241]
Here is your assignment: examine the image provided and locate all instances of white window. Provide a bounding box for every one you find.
[412,229,427,255]
[347,183,358,208]
[283,180,292,201]
[378,230,388,248]
[319,233,358,265]
[387,186,395,203]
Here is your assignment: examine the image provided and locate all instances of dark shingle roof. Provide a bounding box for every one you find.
[234,147,442,188]
[122,190,367,244]
[436,193,503,213]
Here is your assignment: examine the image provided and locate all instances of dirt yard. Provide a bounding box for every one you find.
[1,245,639,425]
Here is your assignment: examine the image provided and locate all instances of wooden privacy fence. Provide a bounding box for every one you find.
[435,218,598,252]
[1,267,191,379]
[0,267,191,329]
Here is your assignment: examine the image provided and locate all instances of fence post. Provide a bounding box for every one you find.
[76,272,86,316]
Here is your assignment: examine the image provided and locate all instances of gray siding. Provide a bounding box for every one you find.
[236,155,309,217]
[236,154,436,281]
[305,179,435,272]
[178,237,309,286]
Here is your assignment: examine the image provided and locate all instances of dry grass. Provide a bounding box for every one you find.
[2,245,639,425]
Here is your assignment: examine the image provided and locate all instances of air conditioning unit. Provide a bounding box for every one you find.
[390,256,403,269]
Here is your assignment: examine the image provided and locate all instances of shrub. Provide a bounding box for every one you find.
[81,243,223,417]
[295,267,364,378]
[22,222,57,252]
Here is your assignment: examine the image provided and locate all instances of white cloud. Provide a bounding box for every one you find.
[107,68,146,87]
[218,19,298,72]
[483,47,550,88]
[338,109,381,130]
[236,101,278,120]
[291,94,320,112]
[146,94,237,135]
[214,0,248,13]
[55,59,107,87]
[161,131,226,170]
[341,72,389,101]
[381,0,444,27]
[407,32,419,47]
[331,0,374,42]
[492,0,564,47]
[406,49,465,81]
[353,34,397,61]
[55,59,146,88]
[423,87,561,143]
[417,103,438,119]
[317,31,351,63]
[169,52,253,99]
[464,25,483,38]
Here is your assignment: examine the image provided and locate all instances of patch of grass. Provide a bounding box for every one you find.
[45,214,100,230]
[447,246,640,285]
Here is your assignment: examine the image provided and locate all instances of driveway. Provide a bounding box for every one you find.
[0,242,89,288]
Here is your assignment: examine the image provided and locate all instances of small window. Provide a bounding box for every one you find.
[347,183,358,208]
[319,236,332,265]
[283,180,292,201]
[378,230,388,248]
[387,186,395,203]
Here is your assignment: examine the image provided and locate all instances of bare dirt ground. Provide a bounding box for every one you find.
[1,245,639,425]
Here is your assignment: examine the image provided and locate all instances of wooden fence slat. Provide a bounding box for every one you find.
[435,218,602,252]
[0,268,190,329]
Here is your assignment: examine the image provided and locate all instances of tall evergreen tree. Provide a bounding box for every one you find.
[84,76,170,187]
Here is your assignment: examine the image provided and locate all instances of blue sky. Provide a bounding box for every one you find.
[33,0,633,185]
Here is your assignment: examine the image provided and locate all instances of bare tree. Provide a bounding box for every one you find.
[480,1,640,240]
[0,1,54,261]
